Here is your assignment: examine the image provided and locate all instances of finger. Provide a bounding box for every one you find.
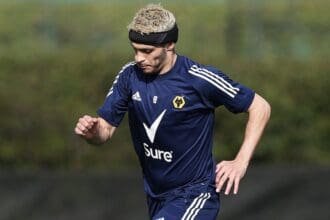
[83,115,92,121]
[216,173,229,193]
[84,115,95,124]
[215,168,226,185]
[79,118,91,128]
[216,164,221,173]
[215,161,226,173]
[82,117,98,130]
[76,123,87,132]
[84,115,98,125]
[225,176,234,195]
[234,176,240,195]
[87,117,99,129]
[74,127,85,136]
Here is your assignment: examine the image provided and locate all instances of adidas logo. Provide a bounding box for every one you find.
[132,91,142,101]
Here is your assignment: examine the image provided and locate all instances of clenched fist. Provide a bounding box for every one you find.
[74,115,99,140]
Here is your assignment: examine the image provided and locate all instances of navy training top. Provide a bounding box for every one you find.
[98,55,255,197]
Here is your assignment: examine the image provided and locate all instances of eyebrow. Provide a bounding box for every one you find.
[131,44,156,50]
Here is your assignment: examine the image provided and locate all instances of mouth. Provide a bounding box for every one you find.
[139,65,152,71]
[139,64,149,68]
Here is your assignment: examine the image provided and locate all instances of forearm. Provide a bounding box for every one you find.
[235,94,271,164]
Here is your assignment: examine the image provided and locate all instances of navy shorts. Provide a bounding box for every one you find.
[146,183,220,220]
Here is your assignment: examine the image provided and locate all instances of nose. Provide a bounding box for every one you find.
[135,51,145,63]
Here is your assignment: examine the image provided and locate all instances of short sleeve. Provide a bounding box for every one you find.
[190,65,255,113]
[97,63,134,126]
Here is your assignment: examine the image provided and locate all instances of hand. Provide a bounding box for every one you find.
[74,115,99,140]
[215,159,248,195]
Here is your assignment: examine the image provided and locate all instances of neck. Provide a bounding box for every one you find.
[159,53,177,75]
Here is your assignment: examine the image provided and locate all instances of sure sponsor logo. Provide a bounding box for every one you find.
[142,109,173,162]
[143,143,173,163]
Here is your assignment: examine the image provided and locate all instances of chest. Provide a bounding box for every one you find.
[128,76,204,125]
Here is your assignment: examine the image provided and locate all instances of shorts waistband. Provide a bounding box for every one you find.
[147,180,215,200]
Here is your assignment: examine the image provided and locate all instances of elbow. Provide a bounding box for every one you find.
[264,100,271,122]
[258,96,271,122]
[250,94,271,122]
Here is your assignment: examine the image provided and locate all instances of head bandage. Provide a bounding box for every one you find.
[128,23,178,45]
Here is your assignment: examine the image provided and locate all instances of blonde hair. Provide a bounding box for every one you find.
[128,4,176,34]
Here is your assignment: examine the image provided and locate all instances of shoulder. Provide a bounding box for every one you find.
[106,61,137,96]
[179,55,221,78]
[113,61,139,84]
[180,56,226,89]
[117,61,137,77]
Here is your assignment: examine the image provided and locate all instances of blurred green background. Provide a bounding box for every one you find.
[0,0,329,171]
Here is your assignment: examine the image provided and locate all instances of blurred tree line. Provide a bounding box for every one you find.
[0,0,329,171]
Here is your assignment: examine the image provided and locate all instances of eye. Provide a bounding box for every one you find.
[141,49,153,54]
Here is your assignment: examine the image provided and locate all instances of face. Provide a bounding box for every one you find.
[131,42,168,74]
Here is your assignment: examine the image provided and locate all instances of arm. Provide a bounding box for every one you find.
[215,93,271,194]
[74,115,116,145]
[74,63,132,145]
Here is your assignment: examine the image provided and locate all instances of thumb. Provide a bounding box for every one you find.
[90,118,99,133]
[92,117,99,124]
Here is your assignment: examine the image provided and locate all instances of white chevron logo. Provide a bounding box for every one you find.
[143,109,166,143]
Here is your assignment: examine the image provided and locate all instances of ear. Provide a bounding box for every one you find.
[165,42,175,51]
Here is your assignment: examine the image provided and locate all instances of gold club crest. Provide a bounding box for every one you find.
[172,96,185,109]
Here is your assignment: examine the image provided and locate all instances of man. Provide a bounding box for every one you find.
[74,4,270,220]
